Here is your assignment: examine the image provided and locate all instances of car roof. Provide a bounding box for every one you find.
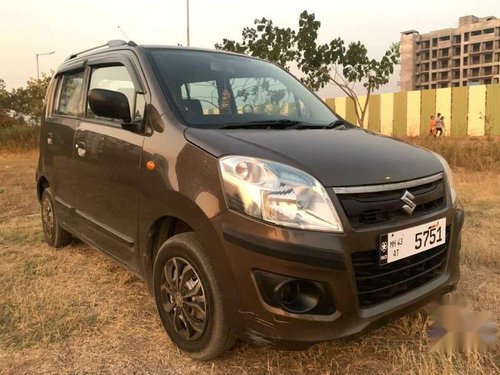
[57,40,262,72]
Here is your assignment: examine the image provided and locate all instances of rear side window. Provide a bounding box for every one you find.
[55,71,84,116]
[86,65,144,122]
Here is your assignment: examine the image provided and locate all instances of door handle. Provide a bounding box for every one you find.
[75,141,86,157]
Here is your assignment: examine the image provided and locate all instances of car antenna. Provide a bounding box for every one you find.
[117,25,130,41]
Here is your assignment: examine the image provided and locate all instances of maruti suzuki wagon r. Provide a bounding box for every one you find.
[37,40,464,360]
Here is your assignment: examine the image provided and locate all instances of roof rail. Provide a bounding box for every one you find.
[65,40,137,61]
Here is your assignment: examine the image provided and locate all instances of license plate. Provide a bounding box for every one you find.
[379,218,446,265]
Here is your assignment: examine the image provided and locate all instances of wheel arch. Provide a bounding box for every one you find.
[142,206,213,294]
[140,195,231,299]
[147,215,194,270]
[37,175,50,202]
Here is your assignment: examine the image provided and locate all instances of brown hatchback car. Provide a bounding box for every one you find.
[37,40,464,360]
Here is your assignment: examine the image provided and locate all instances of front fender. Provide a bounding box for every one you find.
[138,133,241,328]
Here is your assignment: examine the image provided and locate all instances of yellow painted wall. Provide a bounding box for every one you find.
[436,88,452,136]
[326,83,497,137]
[468,85,486,136]
[451,87,468,136]
[393,92,407,136]
[325,98,335,112]
[406,90,421,136]
[380,93,394,135]
[335,97,347,119]
[346,98,357,124]
[368,95,381,133]
[420,89,436,136]
[486,84,500,135]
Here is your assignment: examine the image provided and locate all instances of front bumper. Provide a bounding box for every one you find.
[211,202,464,348]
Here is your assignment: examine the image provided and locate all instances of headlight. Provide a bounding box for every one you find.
[219,156,343,232]
[432,152,457,204]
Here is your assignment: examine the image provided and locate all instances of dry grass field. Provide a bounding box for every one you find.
[0,143,499,374]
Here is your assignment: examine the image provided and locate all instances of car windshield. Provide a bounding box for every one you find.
[146,48,340,128]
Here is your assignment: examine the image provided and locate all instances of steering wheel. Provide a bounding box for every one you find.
[242,104,254,114]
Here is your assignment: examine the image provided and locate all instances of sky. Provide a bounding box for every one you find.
[1,0,499,97]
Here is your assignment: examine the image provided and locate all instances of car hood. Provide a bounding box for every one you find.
[184,127,443,187]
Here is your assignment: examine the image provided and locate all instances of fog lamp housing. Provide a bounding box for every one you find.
[253,270,336,315]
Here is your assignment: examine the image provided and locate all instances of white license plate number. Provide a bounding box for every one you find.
[379,218,446,265]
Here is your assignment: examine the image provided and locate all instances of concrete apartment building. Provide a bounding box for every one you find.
[400,15,500,91]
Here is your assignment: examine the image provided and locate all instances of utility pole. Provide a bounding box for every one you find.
[36,51,55,80]
[186,0,190,46]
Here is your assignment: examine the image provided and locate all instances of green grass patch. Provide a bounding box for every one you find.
[0,124,39,151]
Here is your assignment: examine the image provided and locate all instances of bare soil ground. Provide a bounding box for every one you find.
[0,151,498,374]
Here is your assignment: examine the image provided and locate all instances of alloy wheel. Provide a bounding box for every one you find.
[42,195,54,242]
[160,257,207,341]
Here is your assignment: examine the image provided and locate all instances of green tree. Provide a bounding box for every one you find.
[0,79,12,127]
[0,79,9,110]
[9,73,52,124]
[216,11,399,127]
[0,79,7,101]
[0,73,52,125]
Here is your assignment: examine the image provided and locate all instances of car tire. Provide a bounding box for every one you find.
[153,232,237,360]
[41,188,72,248]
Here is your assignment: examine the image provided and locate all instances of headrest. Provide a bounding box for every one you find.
[181,99,203,115]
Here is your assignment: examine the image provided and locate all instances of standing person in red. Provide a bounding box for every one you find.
[426,115,436,138]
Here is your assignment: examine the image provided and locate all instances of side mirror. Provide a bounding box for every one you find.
[88,88,131,123]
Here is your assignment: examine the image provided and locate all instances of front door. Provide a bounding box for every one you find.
[73,63,146,268]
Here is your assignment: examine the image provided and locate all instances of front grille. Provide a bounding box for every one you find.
[337,178,446,228]
[351,227,450,308]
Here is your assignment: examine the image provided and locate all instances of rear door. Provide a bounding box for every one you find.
[73,56,146,268]
[41,69,85,228]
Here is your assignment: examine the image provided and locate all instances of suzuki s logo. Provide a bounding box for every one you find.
[401,190,417,215]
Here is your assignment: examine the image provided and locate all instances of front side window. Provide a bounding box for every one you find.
[55,71,84,116]
[147,49,339,128]
[86,65,144,122]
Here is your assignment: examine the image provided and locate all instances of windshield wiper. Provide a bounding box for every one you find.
[327,119,346,129]
[220,119,348,130]
[221,119,305,129]
[294,119,347,129]
[280,119,348,129]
